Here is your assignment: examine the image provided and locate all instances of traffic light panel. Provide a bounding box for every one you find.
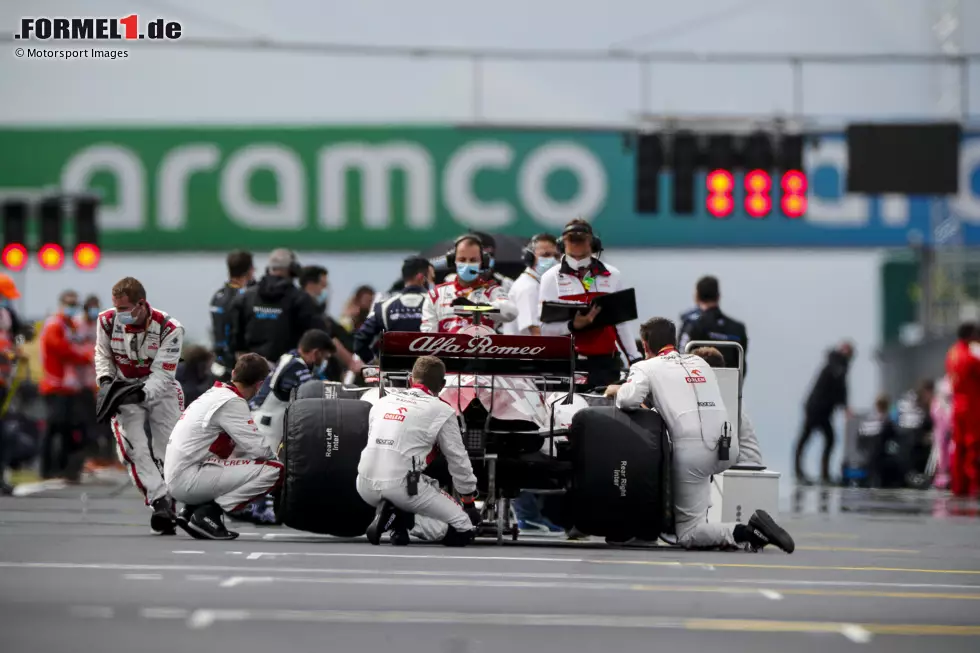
[73,196,101,270]
[744,170,773,218]
[38,197,66,270]
[2,199,28,271]
[635,134,663,214]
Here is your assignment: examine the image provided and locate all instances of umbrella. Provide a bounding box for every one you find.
[420,233,530,282]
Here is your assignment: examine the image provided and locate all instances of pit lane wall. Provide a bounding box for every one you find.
[1,127,979,250]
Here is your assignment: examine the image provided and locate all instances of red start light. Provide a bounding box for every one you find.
[745,193,772,218]
[745,170,772,193]
[782,194,808,218]
[706,169,734,193]
[73,243,101,270]
[2,243,27,271]
[38,243,65,270]
[781,170,808,194]
[707,194,734,218]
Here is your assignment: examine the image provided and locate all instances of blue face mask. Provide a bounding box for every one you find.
[314,359,327,376]
[319,288,329,305]
[534,256,558,277]
[488,256,495,269]
[455,262,481,283]
[87,307,99,320]
[63,305,81,318]
[116,310,137,326]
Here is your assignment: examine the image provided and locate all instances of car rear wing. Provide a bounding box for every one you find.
[378,332,576,377]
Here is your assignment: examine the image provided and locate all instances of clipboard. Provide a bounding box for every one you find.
[540,301,589,324]
[589,288,638,328]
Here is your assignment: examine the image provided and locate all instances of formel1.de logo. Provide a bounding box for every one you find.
[15,15,182,41]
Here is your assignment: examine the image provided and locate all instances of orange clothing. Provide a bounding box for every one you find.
[39,313,93,395]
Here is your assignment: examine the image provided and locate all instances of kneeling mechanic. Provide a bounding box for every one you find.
[357,355,481,546]
[615,317,794,553]
[164,354,283,540]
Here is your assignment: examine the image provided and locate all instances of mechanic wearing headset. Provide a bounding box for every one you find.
[502,233,560,337]
[421,235,517,333]
[353,256,435,363]
[357,355,481,546]
[443,231,515,293]
[539,219,641,388]
[613,317,794,553]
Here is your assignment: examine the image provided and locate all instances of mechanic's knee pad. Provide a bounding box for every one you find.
[442,525,476,547]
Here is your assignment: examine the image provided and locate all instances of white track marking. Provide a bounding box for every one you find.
[172,550,205,555]
[841,624,874,643]
[124,573,162,580]
[759,590,783,600]
[5,562,980,592]
[141,607,189,619]
[187,610,216,629]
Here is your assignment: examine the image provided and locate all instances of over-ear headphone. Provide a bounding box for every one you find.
[445,234,491,270]
[557,221,603,256]
[521,233,555,268]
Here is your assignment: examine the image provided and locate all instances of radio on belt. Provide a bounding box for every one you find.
[718,422,731,462]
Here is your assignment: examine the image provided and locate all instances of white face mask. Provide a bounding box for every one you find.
[565,255,592,270]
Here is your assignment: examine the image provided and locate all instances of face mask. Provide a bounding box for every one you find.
[63,305,80,318]
[0,299,9,309]
[87,307,99,320]
[116,310,137,325]
[319,288,329,304]
[455,262,480,283]
[488,256,496,269]
[534,256,557,276]
[314,360,327,376]
[565,255,592,270]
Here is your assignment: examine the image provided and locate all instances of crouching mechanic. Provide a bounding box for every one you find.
[165,354,283,540]
[251,328,335,452]
[615,318,794,553]
[357,355,481,546]
[96,277,185,535]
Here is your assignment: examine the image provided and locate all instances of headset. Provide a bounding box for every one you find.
[445,234,491,270]
[557,221,603,257]
[521,233,558,268]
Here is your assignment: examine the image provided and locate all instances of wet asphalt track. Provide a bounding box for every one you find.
[2,481,980,653]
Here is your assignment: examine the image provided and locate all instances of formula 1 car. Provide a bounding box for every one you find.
[278,325,670,544]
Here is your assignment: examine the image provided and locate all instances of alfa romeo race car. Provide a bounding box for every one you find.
[275,328,671,544]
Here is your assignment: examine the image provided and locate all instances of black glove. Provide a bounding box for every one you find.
[460,494,481,526]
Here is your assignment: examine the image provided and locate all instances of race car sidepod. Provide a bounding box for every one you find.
[279,398,375,536]
[566,406,668,542]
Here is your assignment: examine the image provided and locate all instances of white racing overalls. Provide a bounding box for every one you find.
[356,385,477,541]
[616,348,739,549]
[95,306,185,505]
[164,382,282,512]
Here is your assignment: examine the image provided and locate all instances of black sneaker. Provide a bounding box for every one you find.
[390,529,410,546]
[150,498,177,535]
[365,501,398,546]
[176,504,208,540]
[187,503,239,541]
[747,510,795,554]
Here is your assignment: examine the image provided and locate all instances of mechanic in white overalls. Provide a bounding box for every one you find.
[613,317,794,553]
[356,355,481,546]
